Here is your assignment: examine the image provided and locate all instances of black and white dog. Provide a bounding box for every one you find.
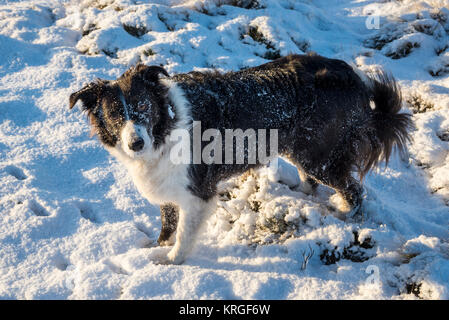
[69,54,412,264]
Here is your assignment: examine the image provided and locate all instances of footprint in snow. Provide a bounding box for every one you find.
[5,165,27,180]
[53,254,70,271]
[28,199,50,217]
[74,202,100,223]
[134,222,157,248]
[104,259,130,276]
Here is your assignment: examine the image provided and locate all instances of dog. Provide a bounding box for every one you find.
[69,53,412,264]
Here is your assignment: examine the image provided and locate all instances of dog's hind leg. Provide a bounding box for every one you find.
[297,167,318,195]
[285,157,318,194]
[303,156,363,214]
[157,203,179,246]
[326,175,363,215]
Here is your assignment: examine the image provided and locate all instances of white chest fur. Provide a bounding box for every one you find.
[107,77,193,206]
[108,145,190,206]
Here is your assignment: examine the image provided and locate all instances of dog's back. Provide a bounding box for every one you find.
[173,54,412,213]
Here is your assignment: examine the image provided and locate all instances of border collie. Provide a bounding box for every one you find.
[69,54,412,264]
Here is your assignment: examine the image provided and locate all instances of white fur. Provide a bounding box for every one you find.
[119,92,130,121]
[107,80,209,264]
[120,121,151,158]
[107,80,191,205]
[160,78,192,130]
[167,197,216,264]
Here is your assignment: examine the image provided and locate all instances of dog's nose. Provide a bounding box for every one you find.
[129,137,144,152]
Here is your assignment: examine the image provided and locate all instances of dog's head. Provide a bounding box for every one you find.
[69,64,172,159]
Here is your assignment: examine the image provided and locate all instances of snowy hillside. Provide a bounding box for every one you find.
[0,0,448,299]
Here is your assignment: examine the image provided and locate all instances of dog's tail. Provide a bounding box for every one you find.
[358,70,413,179]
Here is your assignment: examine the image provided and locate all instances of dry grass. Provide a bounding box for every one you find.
[123,24,148,38]
[245,26,281,60]
[406,93,435,114]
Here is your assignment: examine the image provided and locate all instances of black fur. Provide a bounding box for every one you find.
[170,54,412,208]
[157,203,179,245]
[365,71,413,175]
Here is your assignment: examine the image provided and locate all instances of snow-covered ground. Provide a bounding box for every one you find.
[0,0,448,299]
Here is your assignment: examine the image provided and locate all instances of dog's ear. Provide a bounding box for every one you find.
[142,65,169,84]
[69,82,102,110]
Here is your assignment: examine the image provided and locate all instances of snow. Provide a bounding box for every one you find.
[0,0,448,299]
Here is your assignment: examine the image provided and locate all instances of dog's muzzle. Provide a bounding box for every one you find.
[121,121,150,156]
[129,137,144,152]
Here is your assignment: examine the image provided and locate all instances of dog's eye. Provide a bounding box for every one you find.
[109,110,120,119]
[137,103,149,112]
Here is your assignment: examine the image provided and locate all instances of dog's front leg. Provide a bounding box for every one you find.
[166,196,216,264]
[157,203,179,246]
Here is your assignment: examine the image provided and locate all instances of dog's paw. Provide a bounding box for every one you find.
[166,249,186,265]
[148,247,172,265]
[329,193,351,213]
[147,247,186,265]
[329,193,364,221]
[158,239,174,247]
